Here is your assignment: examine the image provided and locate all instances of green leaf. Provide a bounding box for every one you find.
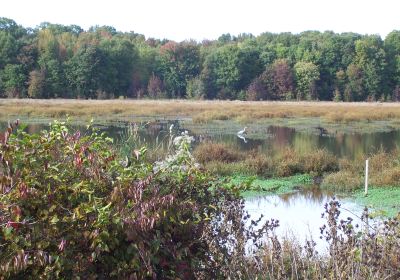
[50,215,59,224]
[3,227,13,239]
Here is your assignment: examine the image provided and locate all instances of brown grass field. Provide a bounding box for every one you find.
[2,99,400,123]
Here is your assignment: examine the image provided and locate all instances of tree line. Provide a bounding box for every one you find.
[1,17,400,101]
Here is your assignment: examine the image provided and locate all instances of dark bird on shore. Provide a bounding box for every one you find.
[315,126,328,136]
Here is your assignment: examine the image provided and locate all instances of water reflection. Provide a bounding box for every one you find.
[1,120,400,159]
[244,189,362,253]
[197,125,400,159]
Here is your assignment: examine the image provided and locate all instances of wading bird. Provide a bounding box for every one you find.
[237,127,248,143]
[237,127,247,136]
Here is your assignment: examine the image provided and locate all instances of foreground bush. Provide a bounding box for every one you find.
[0,120,252,279]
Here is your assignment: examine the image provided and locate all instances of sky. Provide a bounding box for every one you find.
[2,0,400,41]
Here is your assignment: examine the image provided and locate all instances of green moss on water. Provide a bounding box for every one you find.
[350,187,400,217]
[224,174,313,197]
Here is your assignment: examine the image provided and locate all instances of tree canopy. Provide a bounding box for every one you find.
[0,17,400,101]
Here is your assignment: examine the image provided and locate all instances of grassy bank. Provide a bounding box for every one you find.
[3,99,400,124]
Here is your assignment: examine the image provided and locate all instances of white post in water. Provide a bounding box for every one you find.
[365,159,369,196]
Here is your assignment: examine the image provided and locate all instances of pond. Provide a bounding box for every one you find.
[101,121,400,160]
[2,120,400,159]
[244,189,364,253]
[0,119,392,249]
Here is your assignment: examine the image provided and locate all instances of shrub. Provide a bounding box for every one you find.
[194,142,242,163]
[0,120,251,278]
[369,149,396,174]
[371,166,400,187]
[244,153,273,177]
[321,170,362,191]
[302,149,339,175]
[338,158,362,173]
[275,148,302,177]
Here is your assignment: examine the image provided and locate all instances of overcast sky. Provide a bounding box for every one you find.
[2,0,400,41]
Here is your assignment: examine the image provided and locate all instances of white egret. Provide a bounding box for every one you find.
[237,127,248,143]
[237,127,247,136]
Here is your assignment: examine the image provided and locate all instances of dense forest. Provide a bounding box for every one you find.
[1,17,400,101]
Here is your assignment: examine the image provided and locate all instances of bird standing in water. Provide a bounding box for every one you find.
[237,127,248,143]
[237,127,247,136]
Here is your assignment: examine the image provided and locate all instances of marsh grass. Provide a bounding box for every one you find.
[202,161,250,176]
[193,142,242,163]
[321,149,400,191]
[244,153,273,176]
[3,99,400,124]
[194,143,339,179]
[194,140,400,194]
[321,170,363,191]
[274,147,303,177]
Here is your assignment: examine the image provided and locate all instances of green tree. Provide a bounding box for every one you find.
[200,44,262,99]
[65,45,100,98]
[294,61,319,100]
[0,17,26,38]
[0,64,26,97]
[345,63,364,101]
[0,31,16,68]
[237,45,263,92]
[384,30,400,98]
[334,69,347,101]
[27,69,45,98]
[131,42,158,97]
[354,36,386,100]
[186,76,205,99]
[36,28,67,97]
[38,53,65,98]
[158,41,200,98]
[97,37,138,97]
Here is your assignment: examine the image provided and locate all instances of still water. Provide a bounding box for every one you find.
[108,121,400,160]
[0,120,390,247]
[244,190,363,253]
[2,120,400,159]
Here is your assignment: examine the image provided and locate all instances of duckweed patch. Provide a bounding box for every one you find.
[351,187,400,217]
[225,174,313,197]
